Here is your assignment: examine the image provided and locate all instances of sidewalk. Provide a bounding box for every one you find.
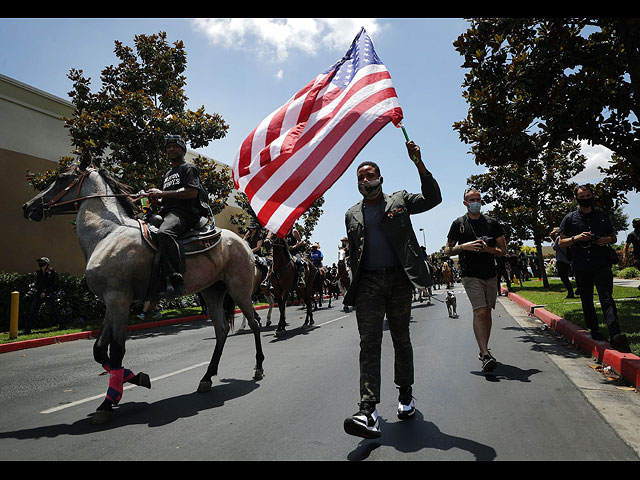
[503,278,640,390]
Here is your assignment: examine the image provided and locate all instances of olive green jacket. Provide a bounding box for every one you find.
[343,172,442,306]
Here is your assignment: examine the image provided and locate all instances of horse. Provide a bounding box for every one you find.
[22,154,264,424]
[325,266,341,306]
[238,266,275,332]
[264,236,316,334]
[311,264,326,310]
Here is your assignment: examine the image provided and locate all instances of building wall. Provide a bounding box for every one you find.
[0,73,242,275]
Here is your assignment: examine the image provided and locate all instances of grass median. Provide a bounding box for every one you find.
[505,278,640,356]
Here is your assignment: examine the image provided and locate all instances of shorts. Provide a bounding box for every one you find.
[462,276,497,311]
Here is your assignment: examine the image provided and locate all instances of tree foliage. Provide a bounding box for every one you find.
[27,32,232,216]
[453,18,640,195]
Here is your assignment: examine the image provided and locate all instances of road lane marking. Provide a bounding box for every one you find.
[41,312,352,414]
[40,362,209,414]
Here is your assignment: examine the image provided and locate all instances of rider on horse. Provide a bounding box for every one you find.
[285,227,307,288]
[309,243,324,272]
[146,135,211,298]
[243,220,270,288]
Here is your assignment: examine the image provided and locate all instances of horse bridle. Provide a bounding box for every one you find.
[42,165,143,215]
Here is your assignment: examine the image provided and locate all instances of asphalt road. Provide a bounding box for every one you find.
[1,284,639,461]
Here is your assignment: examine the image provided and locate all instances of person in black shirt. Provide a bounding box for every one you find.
[24,257,65,334]
[445,188,506,373]
[146,135,210,298]
[558,184,630,352]
[623,218,640,272]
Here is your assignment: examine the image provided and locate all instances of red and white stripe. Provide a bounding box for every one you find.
[232,62,403,238]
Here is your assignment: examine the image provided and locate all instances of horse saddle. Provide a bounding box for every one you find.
[138,214,222,255]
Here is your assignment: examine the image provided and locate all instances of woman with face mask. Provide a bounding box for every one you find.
[558,184,630,352]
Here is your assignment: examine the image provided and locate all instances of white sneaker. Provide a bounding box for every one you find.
[344,402,381,439]
[397,386,415,419]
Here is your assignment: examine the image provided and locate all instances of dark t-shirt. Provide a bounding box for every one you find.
[558,208,614,272]
[447,214,505,279]
[160,162,209,223]
[627,230,640,264]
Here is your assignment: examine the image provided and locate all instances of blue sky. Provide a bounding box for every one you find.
[1,18,638,266]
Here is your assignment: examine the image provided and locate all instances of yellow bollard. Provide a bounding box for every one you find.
[10,291,19,339]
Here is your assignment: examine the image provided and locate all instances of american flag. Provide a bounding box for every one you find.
[232,27,404,237]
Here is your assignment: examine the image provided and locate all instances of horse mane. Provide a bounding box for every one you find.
[96,168,137,217]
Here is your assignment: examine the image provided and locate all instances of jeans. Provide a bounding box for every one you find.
[26,294,63,331]
[574,264,620,340]
[354,269,413,404]
[157,212,192,277]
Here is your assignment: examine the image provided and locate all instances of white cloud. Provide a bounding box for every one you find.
[192,18,384,64]
[571,140,614,184]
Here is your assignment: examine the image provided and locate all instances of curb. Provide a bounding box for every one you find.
[503,288,640,389]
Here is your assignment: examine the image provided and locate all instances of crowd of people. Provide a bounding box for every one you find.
[19,134,639,443]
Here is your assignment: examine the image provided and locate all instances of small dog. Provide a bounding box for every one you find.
[446,291,458,318]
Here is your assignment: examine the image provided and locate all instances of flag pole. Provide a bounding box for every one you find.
[399,122,419,164]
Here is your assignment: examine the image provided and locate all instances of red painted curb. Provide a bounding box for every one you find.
[0,299,310,354]
[503,288,640,389]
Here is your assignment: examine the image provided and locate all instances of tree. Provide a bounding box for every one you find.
[453,18,640,196]
[27,32,232,216]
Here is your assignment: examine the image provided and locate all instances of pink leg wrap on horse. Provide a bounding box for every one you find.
[102,363,136,382]
[106,367,124,404]
[103,364,137,405]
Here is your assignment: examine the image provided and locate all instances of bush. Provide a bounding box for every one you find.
[618,267,640,279]
[0,271,105,332]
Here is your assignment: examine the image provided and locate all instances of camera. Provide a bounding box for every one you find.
[480,236,497,247]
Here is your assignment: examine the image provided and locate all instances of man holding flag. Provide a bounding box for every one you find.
[342,140,441,439]
[231,27,441,439]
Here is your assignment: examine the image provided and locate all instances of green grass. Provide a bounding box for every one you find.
[507,279,640,356]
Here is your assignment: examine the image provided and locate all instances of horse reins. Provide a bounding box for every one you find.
[44,166,144,215]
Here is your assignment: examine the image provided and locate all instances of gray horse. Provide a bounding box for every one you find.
[22,154,264,424]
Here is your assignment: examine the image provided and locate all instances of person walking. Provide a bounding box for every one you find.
[444,188,507,373]
[342,140,442,439]
[558,184,630,352]
[550,227,575,298]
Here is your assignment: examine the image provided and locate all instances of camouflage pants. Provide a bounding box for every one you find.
[354,269,414,404]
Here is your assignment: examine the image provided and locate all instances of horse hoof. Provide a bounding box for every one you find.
[197,381,212,393]
[253,368,264,380]
[90,409,113,425]
[137,372,151,389]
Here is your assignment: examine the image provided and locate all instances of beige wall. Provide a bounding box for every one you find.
[0,73,242,275]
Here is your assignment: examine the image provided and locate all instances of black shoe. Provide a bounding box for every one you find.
[397,386,415,420]
[591,330,606,341]
[344,402,381,439]
[611,334,631,353]
[479,351,497,373]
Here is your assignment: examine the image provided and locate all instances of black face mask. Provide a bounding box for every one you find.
[577,197,593,207]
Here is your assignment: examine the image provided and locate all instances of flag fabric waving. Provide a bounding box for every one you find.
[231,27,404,237]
